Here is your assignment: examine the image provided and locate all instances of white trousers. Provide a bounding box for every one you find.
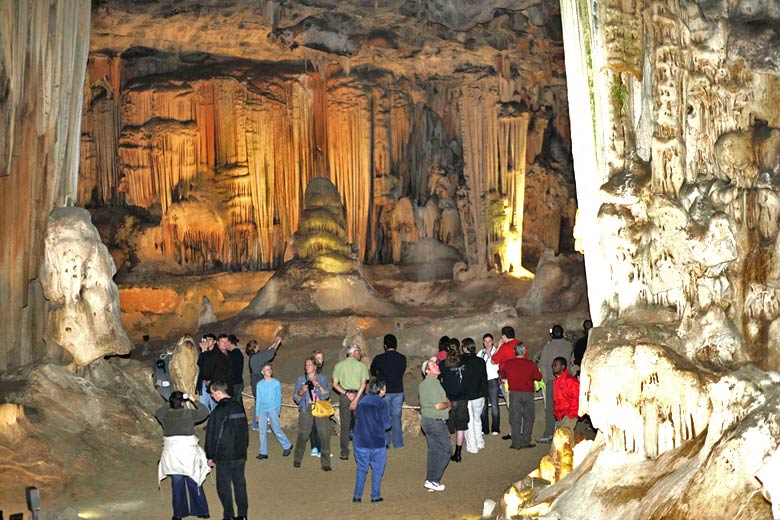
[465,397,485,453]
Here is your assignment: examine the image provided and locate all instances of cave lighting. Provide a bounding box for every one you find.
[503,231,534,279]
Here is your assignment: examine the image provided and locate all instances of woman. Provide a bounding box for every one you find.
[155,391,211,520]
[309,349,325,457]
[293,356,332,471]
[438,338,469,463]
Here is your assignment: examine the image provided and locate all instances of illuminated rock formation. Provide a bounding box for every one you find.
[241,178,395,317]
[40,208,133,368]
[78,0,576,282]
[169,335,199,399]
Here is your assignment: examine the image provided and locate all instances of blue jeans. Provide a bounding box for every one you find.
[353,446,387,500]
[385,392,404,448]
[170,474,209,518]
[256,409,292,455]
[480,378,500,433]
[199,382,215,411]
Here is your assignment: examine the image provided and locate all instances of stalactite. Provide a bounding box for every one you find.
[460,78,531,271]
[326,77,372,262]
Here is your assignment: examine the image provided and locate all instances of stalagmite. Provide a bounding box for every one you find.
[40,208,132,367]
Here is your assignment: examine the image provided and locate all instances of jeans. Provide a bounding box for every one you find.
[199,382,215,411]
[480,379,500,434]
[385,392,404,448]
[256,409,292,455]
[509,391,535,448]
[465,397,485,452]
[338,392,357,458]
[421,416,451,483]
[294,411,331,468]
[215,459,247,519]
[353,446,387,500]
[170,474,208,518]
[543,380,555,437]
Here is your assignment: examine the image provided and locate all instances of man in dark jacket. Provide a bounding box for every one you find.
[460,337,488,454]
[370,333,407,449]
[228,334,244,405]
[205,381,249,520]
[202,334,231,396]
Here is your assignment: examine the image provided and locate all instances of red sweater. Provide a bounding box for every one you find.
[553,369,580,420]
[492,338,520,371]
[499,357,542,393]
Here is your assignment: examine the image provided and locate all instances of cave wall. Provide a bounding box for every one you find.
[536,0,780,518]
[82,0,576,276]
[0,0,91,371]
[564,0,780,371]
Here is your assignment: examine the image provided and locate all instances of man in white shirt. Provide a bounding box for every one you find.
[477,333,501,435]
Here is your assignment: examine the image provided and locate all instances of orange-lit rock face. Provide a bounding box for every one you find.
[81,0,576,277]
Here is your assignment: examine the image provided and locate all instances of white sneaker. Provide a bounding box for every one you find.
[424,480,445,492]
[491,432,500,436]
[311,448,321,457]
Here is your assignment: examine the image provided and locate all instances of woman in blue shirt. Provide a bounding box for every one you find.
[254,363,293,460]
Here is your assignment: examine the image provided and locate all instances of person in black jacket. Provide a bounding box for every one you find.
[460,337,488,454]
[228,334,245,405]
[438,338,469,463]
[205,381,249,520]
[202,334,232,395]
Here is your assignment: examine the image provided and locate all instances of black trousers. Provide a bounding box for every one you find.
[215,459,247,518]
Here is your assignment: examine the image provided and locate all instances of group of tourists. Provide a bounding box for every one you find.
[153,321,591,519]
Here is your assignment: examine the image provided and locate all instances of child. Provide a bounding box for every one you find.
[254,363,293,459]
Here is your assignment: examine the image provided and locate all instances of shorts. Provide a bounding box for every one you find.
[447,400,469,433]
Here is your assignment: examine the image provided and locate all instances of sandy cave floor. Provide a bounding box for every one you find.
[45,401,594,520]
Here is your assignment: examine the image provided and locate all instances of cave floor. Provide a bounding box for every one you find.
[45,402,586,520]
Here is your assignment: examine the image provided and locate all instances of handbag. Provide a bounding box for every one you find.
[311,399,335,418]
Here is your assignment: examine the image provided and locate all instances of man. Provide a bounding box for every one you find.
[461,337,487,454]
[477,333,501,435]
[332,343,370,460]
[203,334,231,397]
[205,381,249,520]
[537,325,572,444]
[370,334,407,449]
[499,342,542,449]
[491,326,521,371]
[418,357,451,492]
[352,378,391,503]
[196,334,216,411]
[552,357,580,431]
[572,319,593,371]
[228,335,244,405]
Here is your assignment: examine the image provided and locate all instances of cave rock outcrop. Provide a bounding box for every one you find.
[40,207,132,367]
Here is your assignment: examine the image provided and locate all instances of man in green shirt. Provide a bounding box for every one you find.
[418,357,451,492]
[332,344,370,460]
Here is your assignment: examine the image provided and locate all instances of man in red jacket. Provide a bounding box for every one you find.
[499,342,542,449]
[552,357,580,431]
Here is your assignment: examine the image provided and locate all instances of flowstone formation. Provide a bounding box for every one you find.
[40,207,133,367]
[504,0,780,518]
[80,0,577,280]
[241,177,395,317]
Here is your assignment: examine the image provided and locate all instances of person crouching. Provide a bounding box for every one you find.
[352,378,391,503]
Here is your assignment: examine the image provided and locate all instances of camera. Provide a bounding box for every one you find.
[306,380,314,390]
